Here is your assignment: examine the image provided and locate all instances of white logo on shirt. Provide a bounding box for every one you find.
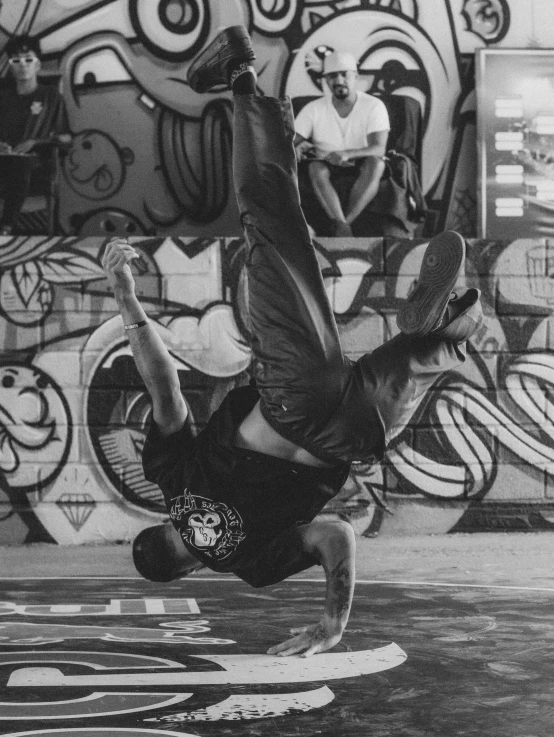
[170,492,246,560]
[188,511,223,548]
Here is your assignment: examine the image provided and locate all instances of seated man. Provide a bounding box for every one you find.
[0,35,71,234]
[103,26,483,658]
[294,50,389,236]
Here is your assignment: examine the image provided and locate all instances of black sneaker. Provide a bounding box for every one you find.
[432,287,483,342]
[187,25,255,93]
[396,230,465,336]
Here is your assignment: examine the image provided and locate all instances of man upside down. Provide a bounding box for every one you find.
[102,26,483,658]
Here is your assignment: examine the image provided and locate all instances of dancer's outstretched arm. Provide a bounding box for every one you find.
[267,519,356,657]
[102,238,188,437]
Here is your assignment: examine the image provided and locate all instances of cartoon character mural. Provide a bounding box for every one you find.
[0,0,540,238]
[0,0,245,236]
[1,0,554,545]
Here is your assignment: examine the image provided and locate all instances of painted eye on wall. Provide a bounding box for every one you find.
[462,0,510,44]
[72,48,132,88]
[250,0,299,35]
[129,0,210,62]
[358,44,429,123]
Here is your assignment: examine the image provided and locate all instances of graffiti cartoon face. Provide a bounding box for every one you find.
[24,0,251,232]
[187,511,222,548]
[64,131,134,200]
[35,0,250,117]
[0,364,71,490]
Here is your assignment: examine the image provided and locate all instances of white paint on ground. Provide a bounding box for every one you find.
[2,729,198,736]
[145,686,335,722]
[0,621,233,646]
[0,599,200,617]
[8,645,407,687]
[0,693,192,720]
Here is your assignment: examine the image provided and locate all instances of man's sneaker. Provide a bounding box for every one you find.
[432,287,483,342]
[396,230,465,336]
[187,25,255,93]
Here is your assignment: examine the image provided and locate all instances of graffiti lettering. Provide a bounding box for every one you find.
[0,730,198,737]
[0,646,405,720]
[0,599,199,617]
[0,651,192,720]
[8,645,407,688]
[0,621,233,646]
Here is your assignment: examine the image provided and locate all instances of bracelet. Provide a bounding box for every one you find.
[124,320,147,331]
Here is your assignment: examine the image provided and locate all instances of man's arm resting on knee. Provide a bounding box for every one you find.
[267,519,356,657]
[325,129,388,166]
[102,238,187,437]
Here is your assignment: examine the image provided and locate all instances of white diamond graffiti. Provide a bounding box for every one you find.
[55,494,96,531]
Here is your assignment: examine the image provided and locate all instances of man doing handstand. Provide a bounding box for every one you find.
[102,26,483,658]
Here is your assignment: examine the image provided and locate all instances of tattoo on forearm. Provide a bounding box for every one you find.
[311,622,327,643]
[329,560,352,620]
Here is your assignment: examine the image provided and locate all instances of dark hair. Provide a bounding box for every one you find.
[5,35,42,60]
[132,525,178,582]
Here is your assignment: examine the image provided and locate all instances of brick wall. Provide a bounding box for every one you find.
[0,234,552,545]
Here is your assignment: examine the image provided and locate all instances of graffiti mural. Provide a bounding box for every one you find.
[0,0,552,236]
[0,581,408,728]
[0,233,552,544]
[0,620,235,645]
[0,644,405,721]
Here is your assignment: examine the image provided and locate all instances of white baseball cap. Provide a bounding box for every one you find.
[323,51,358,75]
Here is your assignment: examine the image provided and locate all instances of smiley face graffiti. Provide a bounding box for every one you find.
[64,130,135,200]
[0,363,71,492]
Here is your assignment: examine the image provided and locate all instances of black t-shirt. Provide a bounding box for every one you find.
[142,385,350,587]
[0,83,69,147]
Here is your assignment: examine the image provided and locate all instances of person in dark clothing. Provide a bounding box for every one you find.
[102,26,483,658]
[0,35,70,234]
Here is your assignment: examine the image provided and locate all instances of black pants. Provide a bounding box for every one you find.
[233,95,467,465]
[0,153,38,227]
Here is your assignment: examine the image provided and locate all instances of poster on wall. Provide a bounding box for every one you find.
[477,49,554,239]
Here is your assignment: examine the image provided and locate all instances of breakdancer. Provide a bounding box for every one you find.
[102,26,483,657]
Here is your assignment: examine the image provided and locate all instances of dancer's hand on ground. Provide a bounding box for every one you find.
[102,237,139,297]
[267,620,343,658]
[0,141,12,154]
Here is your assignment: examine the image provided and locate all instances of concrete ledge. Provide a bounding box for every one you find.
[4,531,554,589]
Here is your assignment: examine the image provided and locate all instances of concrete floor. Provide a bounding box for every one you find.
[2,533,554,736]
[3,530,554,588]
